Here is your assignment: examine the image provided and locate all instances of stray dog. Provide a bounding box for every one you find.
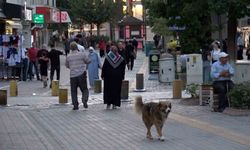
[134,96,171,141]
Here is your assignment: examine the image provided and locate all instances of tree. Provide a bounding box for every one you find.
[68,0,118,36]
[144,0,213,53]
[209,0,250,61]
[143,0,250,55]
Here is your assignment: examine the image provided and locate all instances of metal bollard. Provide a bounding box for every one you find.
[51,80,59,96]
[172,79,182,99]
[0,90,7,105]
[59,88,68,104]
[121,80,129,100]
[134,73,146,92]
[10,80,18,97]
[94,79,102,93]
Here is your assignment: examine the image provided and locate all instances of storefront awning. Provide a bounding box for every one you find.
[6,20,23,29]
[3,3,22,19]
[118,15,143,26]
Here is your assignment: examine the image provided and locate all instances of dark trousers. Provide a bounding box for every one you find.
[28,61,40,80]
[22,58,29,81]
[237,46,244,60]
[70,73,89,108]
[213,80,234,109]
[127,58,134,70]
[100,50,105,57]
[50,66,60,81]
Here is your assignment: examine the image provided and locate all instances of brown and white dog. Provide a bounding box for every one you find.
[134,95,171,141]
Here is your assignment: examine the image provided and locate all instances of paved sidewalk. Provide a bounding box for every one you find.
[1,104,250,150]
[0,50,250,150]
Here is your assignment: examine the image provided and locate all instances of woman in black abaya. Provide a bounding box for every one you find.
[101,45,126,109]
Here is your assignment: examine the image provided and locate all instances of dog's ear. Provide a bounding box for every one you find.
[169,103,172,109]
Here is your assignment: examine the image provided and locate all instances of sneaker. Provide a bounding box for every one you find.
[83,102,88,108]
[106,104,111,110]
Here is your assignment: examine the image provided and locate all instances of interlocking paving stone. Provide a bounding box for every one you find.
[1,105,250,150]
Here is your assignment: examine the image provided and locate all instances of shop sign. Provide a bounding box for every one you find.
[131,30,140,36]
[33,14,44,24]
[25,9,32,21]
[60,11,71,23]
[51,9,71,23]
[36,7,50,23]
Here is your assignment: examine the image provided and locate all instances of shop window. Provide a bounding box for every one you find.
[130,25,141,38]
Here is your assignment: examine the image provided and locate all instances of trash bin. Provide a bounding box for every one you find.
[148,50,160,74]
[159,57,175,83]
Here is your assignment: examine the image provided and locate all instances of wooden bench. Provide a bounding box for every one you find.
[199,84,219,112]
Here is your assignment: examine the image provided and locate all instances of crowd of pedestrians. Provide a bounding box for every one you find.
[0,31,140,110]
[62,32,139,110]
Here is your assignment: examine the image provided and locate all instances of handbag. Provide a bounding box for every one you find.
[131,51,136,59]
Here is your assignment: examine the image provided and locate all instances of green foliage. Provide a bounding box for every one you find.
[228,82,250,109]
[151,18,173,36]
[185,83,199,98]
[143,0,250,54]
[68,0,121,35]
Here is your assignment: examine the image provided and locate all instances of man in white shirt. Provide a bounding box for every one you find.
[211,52,234,112]
[74,38,85,52]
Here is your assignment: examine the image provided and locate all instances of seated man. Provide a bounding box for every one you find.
[210,52,234,112]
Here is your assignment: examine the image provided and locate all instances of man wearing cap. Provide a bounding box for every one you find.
[211,52,234,112]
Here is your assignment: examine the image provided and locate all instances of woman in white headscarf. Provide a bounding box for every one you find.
[87,46,102,88]
[210,40,221,64]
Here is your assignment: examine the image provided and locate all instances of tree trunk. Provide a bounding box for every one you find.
[217,14,222,42]
[227,17,237,63]
[97,24,100,36]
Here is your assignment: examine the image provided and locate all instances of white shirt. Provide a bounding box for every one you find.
[77,44,85,52]
[211,49,221,62]
[237,36,244,46]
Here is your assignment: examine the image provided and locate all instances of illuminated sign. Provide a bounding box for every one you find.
[33,14,44,24]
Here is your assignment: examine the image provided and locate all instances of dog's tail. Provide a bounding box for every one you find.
[134,95,144,115]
